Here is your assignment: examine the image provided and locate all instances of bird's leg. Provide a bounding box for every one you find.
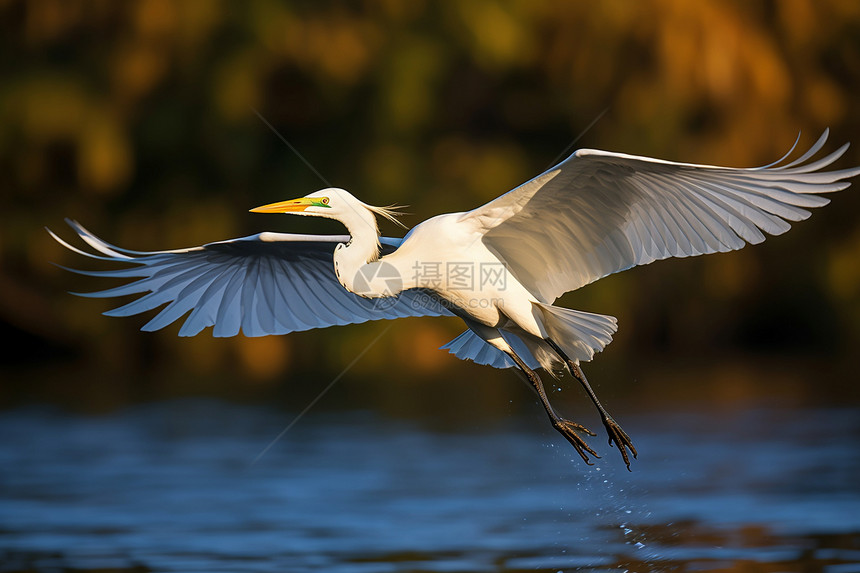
[506,349,599,465]
[545,339,637,470]
[457,321,599,465]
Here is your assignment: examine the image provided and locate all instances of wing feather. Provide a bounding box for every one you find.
[240,257,265,336]
[213,267,245,337]
[51,221,452,337]
[465,131,858,301]
[178,265,240,336]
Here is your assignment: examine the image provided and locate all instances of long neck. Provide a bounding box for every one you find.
[333,208,392,297]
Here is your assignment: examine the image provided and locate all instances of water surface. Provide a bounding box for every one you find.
[1,400,858,572]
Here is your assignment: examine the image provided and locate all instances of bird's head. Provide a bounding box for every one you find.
[250,188,349,218]
[250,188,405,230]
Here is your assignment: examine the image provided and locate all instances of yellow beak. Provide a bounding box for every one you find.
[249,198,316,213]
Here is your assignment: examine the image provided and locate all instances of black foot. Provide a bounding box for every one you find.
[553,419,599,465]
[603,415,637,471]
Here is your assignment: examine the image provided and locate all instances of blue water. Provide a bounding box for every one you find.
[1,400,859,572]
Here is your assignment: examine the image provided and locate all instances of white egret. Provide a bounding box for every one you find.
[50,130,859,469]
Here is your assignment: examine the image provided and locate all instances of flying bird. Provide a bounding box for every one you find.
[50,130,859,469]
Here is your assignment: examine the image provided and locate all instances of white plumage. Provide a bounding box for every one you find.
[51,130,859,469]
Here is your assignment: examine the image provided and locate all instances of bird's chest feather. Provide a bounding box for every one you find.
[437,289,506,327]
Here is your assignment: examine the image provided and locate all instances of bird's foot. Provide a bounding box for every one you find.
[602,415,637,471]
[553,419,599,465]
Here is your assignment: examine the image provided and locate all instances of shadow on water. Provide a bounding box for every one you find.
[1,400,858,572]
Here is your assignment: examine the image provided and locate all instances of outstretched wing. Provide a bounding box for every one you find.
[50,220,452,337]
[463,130,860,303]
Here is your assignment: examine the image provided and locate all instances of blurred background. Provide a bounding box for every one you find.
[3,3,860,571]
[2,0,860,419]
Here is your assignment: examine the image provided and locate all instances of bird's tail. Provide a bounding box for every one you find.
[531,302,617,363]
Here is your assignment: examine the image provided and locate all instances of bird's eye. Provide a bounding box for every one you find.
[321,197,329,205]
